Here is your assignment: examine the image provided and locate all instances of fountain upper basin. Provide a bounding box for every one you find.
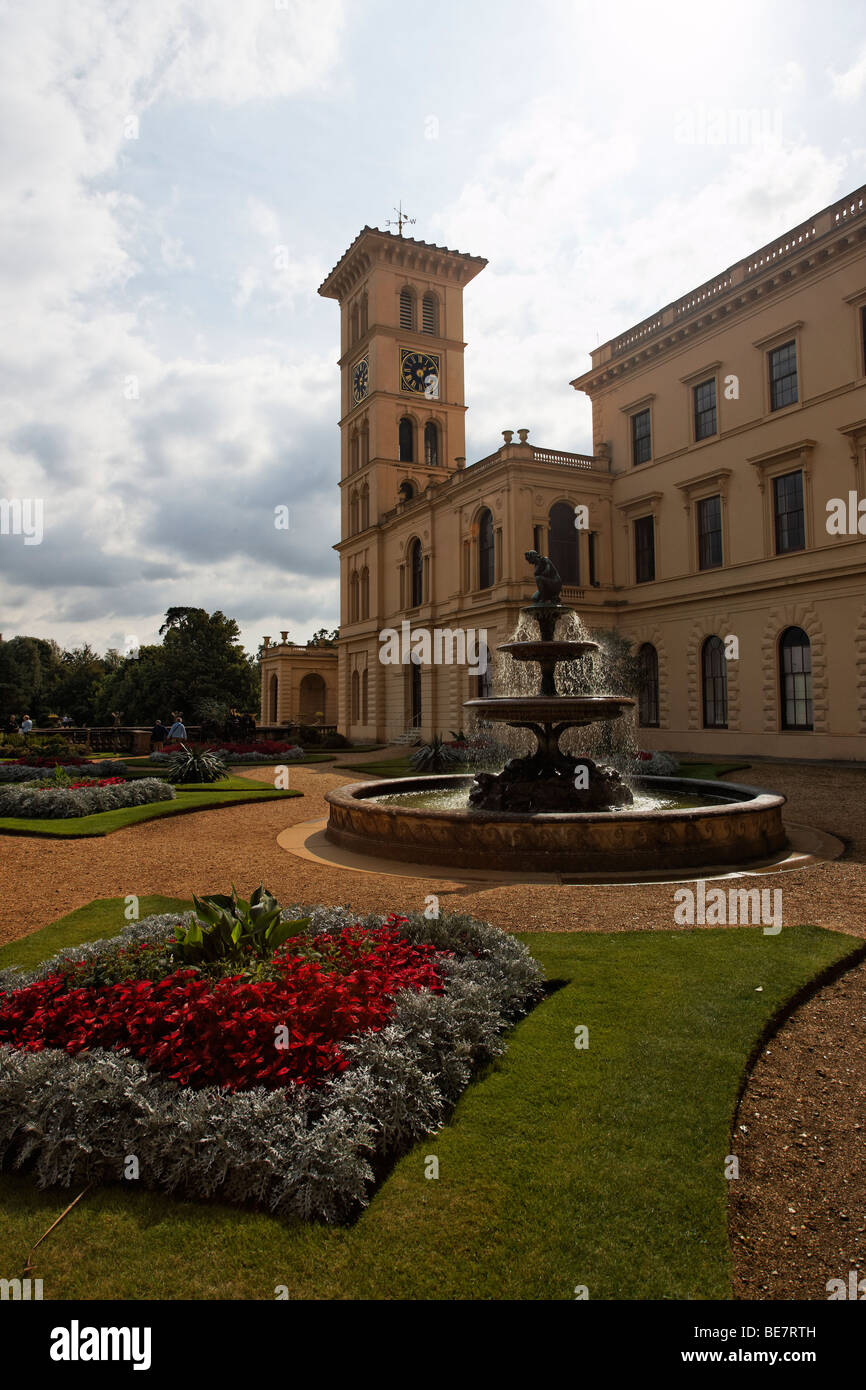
[324,774,788,876]
[463,694,635,726]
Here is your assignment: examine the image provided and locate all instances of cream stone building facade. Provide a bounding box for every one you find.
[317,186,866,760]
[258,637,337,728]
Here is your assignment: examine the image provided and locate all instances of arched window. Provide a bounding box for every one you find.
[349,570,359,623]
[399,479,415,502]
[350,302,359,344]
[361,668,368,724]
[399,417,414,462]
[410,654,422,728]
[701,636,728,728]
[300,672,325,723]
[359,291,368,336]
[424,421,439,467]
[779,627,812,730]
[548,501,580,585]
[478,507,495,589]
[360,565,370,619]
[637,644,659,727]
[360,482,369,530]
[422,292,438,335]
[399,287,415,330]
[349,489,359,534]
[360,422,369,467]
[409,538,423,607]
[268,673,278,723]
[351,670,360,722]
[350,431,359,473]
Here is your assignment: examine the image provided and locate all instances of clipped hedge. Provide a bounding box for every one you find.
[0,760,128,784]
[0,907,544,1222]
[0,777,173,820]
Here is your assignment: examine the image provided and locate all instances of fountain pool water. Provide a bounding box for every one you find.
[325,553,787,878]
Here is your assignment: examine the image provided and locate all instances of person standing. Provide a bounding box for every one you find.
[150,718,168,753]
[20,714,33,739]
[167,713,186,742]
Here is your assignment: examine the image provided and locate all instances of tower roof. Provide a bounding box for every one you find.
[318,226,487,301]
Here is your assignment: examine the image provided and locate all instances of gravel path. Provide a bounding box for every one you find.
[1,757,865,948]
[730,955,866,1299]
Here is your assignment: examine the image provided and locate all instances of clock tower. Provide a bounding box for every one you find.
[318,224,486,734]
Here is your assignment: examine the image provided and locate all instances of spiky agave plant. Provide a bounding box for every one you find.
[409,734,460,773]
[165,742,229,785]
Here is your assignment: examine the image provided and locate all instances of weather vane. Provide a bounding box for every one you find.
[386,201,416,237]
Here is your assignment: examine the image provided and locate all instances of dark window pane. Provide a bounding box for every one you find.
[548,501,579,584]
[410,540,423,607]
[634,515,655,583]
[400,289,415,331]
[637,644,659,727]
[478,508,495,589]
[398,417,414,462]
[693,378,717,440]
[773,470,805,553]
[588,531,598,586]
[697,494,723,569]
[779,626,812,730]
[702,635,728,728]
[632,409,651,465]
[769,340,798,410]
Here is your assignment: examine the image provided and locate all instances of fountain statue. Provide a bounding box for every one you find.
[464,552,634,813]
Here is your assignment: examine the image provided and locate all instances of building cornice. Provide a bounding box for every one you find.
[571,184,866,395]
[318,227,487,301]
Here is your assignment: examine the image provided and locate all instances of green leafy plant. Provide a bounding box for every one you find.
[410,735,460,773]
[170,885,310,964]
[165,742,229,785]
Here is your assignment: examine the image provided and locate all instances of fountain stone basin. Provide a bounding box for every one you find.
[463,694,633,728]
[497,640,599,664]
[324,775,788,877]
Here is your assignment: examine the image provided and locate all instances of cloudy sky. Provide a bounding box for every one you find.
[1,0,864,657]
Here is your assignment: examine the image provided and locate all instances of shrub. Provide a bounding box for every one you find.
[0,760,126,784]
[165,744,228,785]
[632,750,679,777]
[170,886,310,966]
[320,733,350,749]
[0,777,174,819]
[297,724,323,746]
[410,735,461,773]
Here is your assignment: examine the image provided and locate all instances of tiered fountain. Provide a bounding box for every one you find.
[464,549,634,814]
[325,554,787,878]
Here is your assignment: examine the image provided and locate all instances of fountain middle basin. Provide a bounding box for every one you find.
[324,774,788,876]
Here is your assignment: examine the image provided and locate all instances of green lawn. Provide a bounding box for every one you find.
[0,781,302,838]
[0,897,858,1300]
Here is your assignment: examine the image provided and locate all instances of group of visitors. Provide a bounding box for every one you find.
[150,714,186,752]
[5,714,33,737]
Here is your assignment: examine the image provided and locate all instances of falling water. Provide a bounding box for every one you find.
[467,610,640,773]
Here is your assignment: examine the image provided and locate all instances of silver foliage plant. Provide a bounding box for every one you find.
[0,777,174,819]
[0,907,544,1223]
[0,760,128,784]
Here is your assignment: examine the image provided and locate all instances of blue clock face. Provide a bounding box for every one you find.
[352,357,369,404]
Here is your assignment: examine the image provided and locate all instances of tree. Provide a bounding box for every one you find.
[307,627,339,648]
[96,609,259,724]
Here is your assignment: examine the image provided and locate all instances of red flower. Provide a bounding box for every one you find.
[0,924,446,1092]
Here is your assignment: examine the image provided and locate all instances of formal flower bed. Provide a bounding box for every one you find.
[0,759,128,784]
[0,900,544,1221]
[0,776,173,819]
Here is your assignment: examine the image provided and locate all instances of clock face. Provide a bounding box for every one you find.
[352,357,369,404]
[400,348,440,397]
